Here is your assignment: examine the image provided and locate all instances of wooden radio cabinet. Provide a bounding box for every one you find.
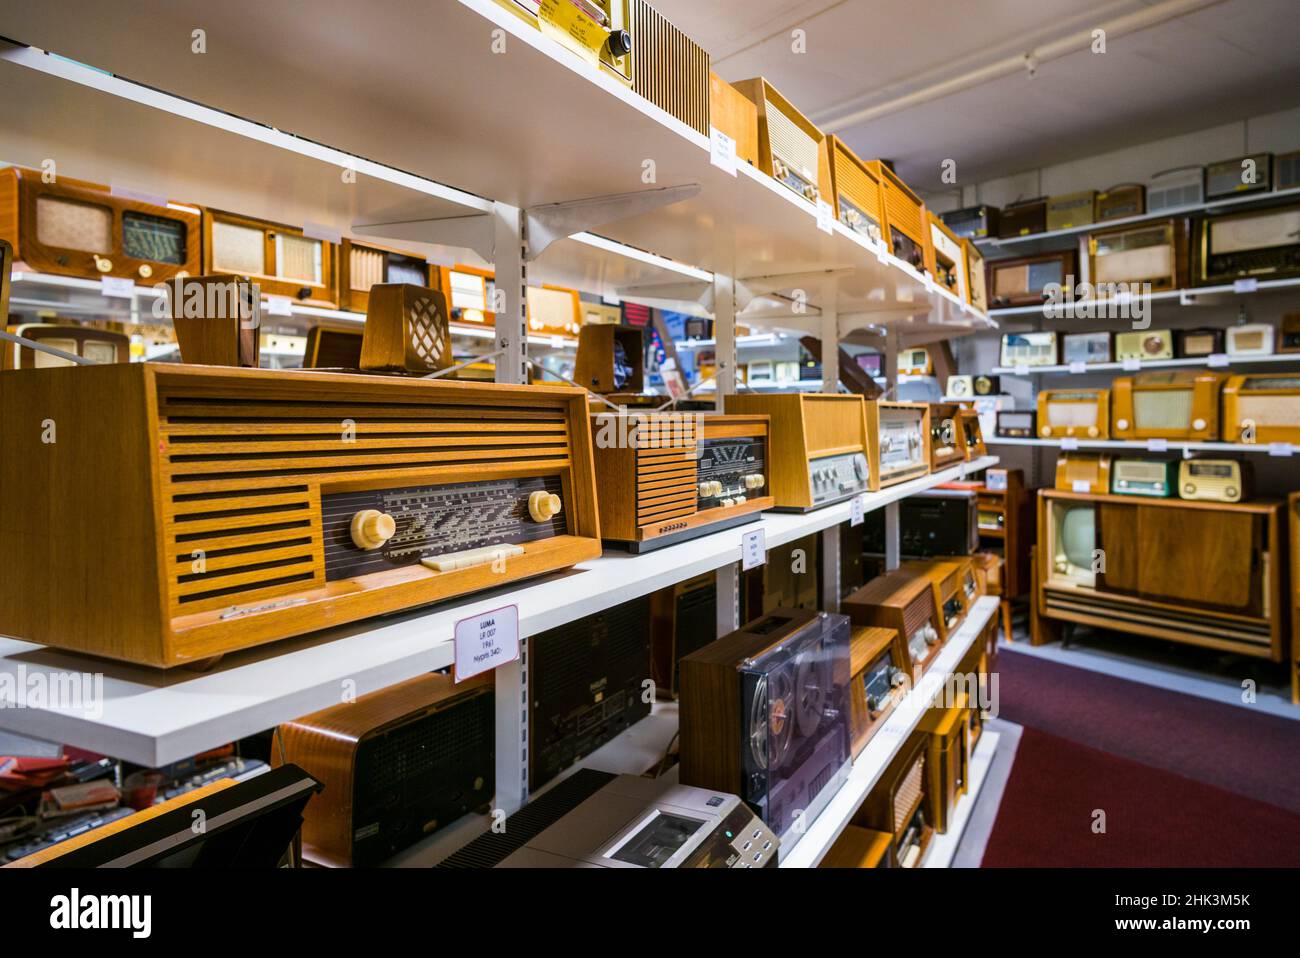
[852,732,931,867]
[916,691,971,834]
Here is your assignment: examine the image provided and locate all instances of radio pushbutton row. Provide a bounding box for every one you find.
[350,509,397,550]
[528,490,563,523]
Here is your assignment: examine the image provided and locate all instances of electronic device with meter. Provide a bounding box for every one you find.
[1037,388,1111,439]
[870,401,931,486]
[1000,331,1059,367]
[1116,329,1175,361]
[1111,370,1226,440]
[733,77,831,205]
[848,626,908,758]
[1178,459,1251,503]
[1111,458,1177,498]
[947,375,975,398]
[1222,374,1300,444]
[1204,153,1273,200]
[1196,204,1300,285]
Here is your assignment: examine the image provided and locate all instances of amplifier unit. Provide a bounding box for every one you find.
[1046,190,1097,232]
[1095,183,1145,222]
[916,694,971,834]
[1204,153,1273,200]
[0,365,602,667]
[1196,204,1300,285]
[870,401,931,486]
[860,490,979,558]
[998,197,1047,238]
[843,568,942,680]
[203,209,336,307]
[873,161,929,272]
[1116,328,1174,361]
[339,239,431,314]
[848,626,908,758]
[963,238,988,312]
[1111,370,1226,440]
[1178,459,1251,503]
[1055,453,1112,494]
[1111,458,1177,498]
[1282,314,1300,353]
[1222,374,1300,444]
[1,323,130,370]
[828,136,885,244]
[852,733,930,867]
[733,77,831,205]
[432,264,495,327]
[725,393,873,509]
[1037,388,1110,439]
[1086,217,1190,292]
[1062,331,1113,365]
[679,609,852,850]
[995,409,1037,438]
[0,167,201,285]
[989,252,1076,308]
[958,408,987,460]
[940,205,999,240]
[1147,165,1203,213]
[1175,326,1225,358]
[927,213,968,301]
[1226,323,1276,358]
[709,72,759,167]
[628,0,711,136]
[275,672,493,867]
[530,596,653,789]
[1000,330,1059,367]
[650,572,716,699]
[928,402,965,470]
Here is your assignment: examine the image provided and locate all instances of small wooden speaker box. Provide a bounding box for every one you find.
[1055,453,1113,493]
[359,283,453,374]
[339,238,432,314]
[852,732,931,867]
[169,275,261,367]
[916,691,971,834]
[2,324,130,369]
[709,72,759,167]
[303,325,364,369]
[574,324,644,393]
[203,209,337,307]
[275,672,494,867]
[848,625,908,757]
[842,568,942,681]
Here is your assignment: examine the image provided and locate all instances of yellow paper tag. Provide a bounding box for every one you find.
[539,0,604,68]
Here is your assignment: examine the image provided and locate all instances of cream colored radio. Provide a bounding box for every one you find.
[926,213,968,301]
[1225,323,1275,358]
[1037,389,1111,439]
[1222,374,1300,444]
[733,77,831,205]
[1115,329,1174,362]
[1111,371,1226,440]
[1178,459,1250,503]
[1086,218,1189,292]
[999,331,1058,368]
[899,347,933,376]
[869,401,931,487]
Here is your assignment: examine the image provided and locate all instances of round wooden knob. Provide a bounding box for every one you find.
[1192,418,1207,432]
[138,263,153,278]
[1116,418,1129,431]
[350,509,396,550]
[528,490,562,522]
[94,256,113,273]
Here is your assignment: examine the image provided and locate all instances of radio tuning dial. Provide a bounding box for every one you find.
[607,29,632,57]
[1116,418,1129,431]
[528,490,563,523]
[1192,418,1207,431]
[94,256,113,273]
[350,509,396,550]
[1087,426,1099,438]
[1040,425,1052,437]
[138,264,153,279]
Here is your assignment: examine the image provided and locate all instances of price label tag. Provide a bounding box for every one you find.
[1233,277,1259,294]
[266,295,293,317]
[1061,437,1080,451]
[709,126,737,176]
[1207,353,1230,368]
[453,604,519,682]
[1122,358,1142,372]
[742,528,766,571]
[816,199,835,234]
[1268,442,1294,457]
[1071,480,1091,494]
[1114,290,1133,306]
[1069,361,1087,374]
[550,335,565,349]
[1014,363,1030,376]
[1146,438,1169,452]
[874,241,890,265]
[850,495,865,527]
[101,276,135,299]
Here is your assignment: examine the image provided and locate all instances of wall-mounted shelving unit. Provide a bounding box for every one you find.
[987,437,1291,455]
[991,351,1300,376]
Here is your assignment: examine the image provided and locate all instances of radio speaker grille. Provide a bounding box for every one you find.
[1134,390,1191,431]
[766,105,819,180]
[834,148,882,221]
[630,0,710,137]
[895,757,924,834]
[882,175,923,243]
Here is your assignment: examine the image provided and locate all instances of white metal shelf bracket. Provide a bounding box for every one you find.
[523,184,700,260]
[615,279,715,313]
[352,214,495,263]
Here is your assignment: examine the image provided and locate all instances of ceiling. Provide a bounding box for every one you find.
[652,0,1300,192]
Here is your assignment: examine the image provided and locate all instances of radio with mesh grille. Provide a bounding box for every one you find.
[1111,371,1225,440]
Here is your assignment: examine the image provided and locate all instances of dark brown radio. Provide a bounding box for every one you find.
[997,197,1047,238]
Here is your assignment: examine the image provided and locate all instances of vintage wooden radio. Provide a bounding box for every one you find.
[1115,328,1174,361]
[870,401,931,487]
[852,733,930,867]
[724,393,873,508]
[1178,459,1251,503]
[848,625,908,758]
[988,252,1076,308]
[0,167,201,284]
[819,825,892,869]
[590,412,772,551]
[1147,165,1203,213]
[338,239,431,314]
[1,323,130,369]
[995,409,1037,438]
[1279,151,1300,191]
[899,346,933,375]
[940,205,999,240]
[906,558,971,642]
[709,72,759,167]
[303,325,364,369]
[1062,331,1113,365]
[1111,371,1226,440]
[0,237,10,319]
[916,694,970,835]
[526,284,583,337]
[1095,183,1145,222]
[1196,204,1300,285]
[843,568,942,680]
[997,197,1048,238]
[582,302,622,326]
[733,77,832,206]
[679,609,852,849]
[1204,153,1272,200]
[1046,190,1097,232]
[1055,453,1112,494]
[1037,388,1111,439]
[872,161,929,272]
[1223,374,1300,444]
[1225,323,1276,357]
[574,324,643,394]
[1281,314,1300,353]
[493,0,633,85]
[627,0,710,136]
[926,212,968,300]
[928,402,964,470]
[963,238,988,312]
[1086,218,1190,292]
[275,672,492,867]
[828,136,885,244]
[169,275,262,367]
[1111,458,1178,498]
[649,571,716,699]
[203,209,336,307]
[1175,326,1225,358]
[999,330,1059,367]
[958,408,987,460]
[429,264,495,327]
[358,283,453,374]
[0,364,602,667]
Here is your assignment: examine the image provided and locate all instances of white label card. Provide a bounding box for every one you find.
[1233,278,1259,294]
[1071,480,1091,493]
[1147,438,1169,452]
[1069,361,1087,374]
[550,335,565,349]
[101,276,135,299]
[850,495,865,527]
[1061,438,1080,451]
[1207,353,1230,368]
[1014,363,1030,376]
[742,528,766,571]
[1122,358,1142,372]
[453,604,519,682]
[266,295,293,317]
[1268,442,1294,457]
[816,199,835,234]
[709,127,737,176]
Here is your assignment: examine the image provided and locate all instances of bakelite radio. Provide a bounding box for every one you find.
[1062,331,1113,365]
[1111,371,1226,440]
[1147,165,1203,213]
[709,72,759,167]
[988,252,1076,308]
[649,571,716,699]
[1111,458,1178,498]
[1000,330,1059,367]
[1,324,130,369]
[963,238,988,312]
[848,625,908,758]
[1037,388,1111,439]
[928,402,964,471]
[1095,183,1145,222]
[899,347,933,376]
[870,401,931,486]
[432,264,495,327]
[590,412,772,551]
[1046,190,1097,232]
[1197,205,1300,285]
[852,733,930,867]
[1055,453,1112,494]
[958,408,987,460]
[275,672,493,867]
[940,205,999,240]
[873,161,929,272]
[926,212,968,300]
[916,694,971,835]
[1225,323,1276,358]
[203,209,336,307]
[338,239,431,314]
[1086,217,1190,292]
[1115,328,1174,361]
[1175,326,1225,358]
[1203,153,1273,200]
[997,197,1047,238]
[1222,374,1300,444]
[0,364,602,667]
[0,167,201,284]
[725,393,874,508]
[733,77,831,206]
[995,409,1036,438]
[828,136,885,244]
[1178,459,1251,503]
[842,568,942,680]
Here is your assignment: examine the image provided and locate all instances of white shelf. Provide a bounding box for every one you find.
[992,352,1300,376]
[779,595,1000,868]
[0,456,997,766]
[988,277,1300,317]
[920,729,1001,869]
[986,437,1291,454]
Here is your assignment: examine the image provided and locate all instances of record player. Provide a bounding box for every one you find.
[679,609,852,850]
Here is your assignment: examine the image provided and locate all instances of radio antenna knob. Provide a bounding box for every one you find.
[350,509,396,550]
[528,490,563,523]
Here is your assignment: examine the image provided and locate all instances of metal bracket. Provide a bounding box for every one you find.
[352,214,494,263]
[615,279,714,315]
[523,184,701,260]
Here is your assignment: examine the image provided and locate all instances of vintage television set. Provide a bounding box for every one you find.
[725,393,874,508]
[1095,183,1145,222]
[1046,190,1097,232]
[1,324,130,370]
[1042,495,1100,589]
[1037,388,1111,439]
[1115,328,1175,361]
[1111,458,1178,498]
[710,72,759,167]
[1225,323,1276,358]
[0,167,201,284]
[997,197,1047,238]
[1055,453,1112,494]
[851,733,931,867]
[847,625,908,758]
[869,401,931,487]
[842,568,942,680]
[989,252,1076,308]
[995,409,1037,438]
[1196,204,1300,285]
[1085,217,1190,292]
[926,212,968,301]
[679,609,852,852]
[1062,331,1113,365]
[1146,165,1203,213]
[962,238,988,312]
[999,330,1059,367]
[1222,374,1300,444]
[203,209,336,307]
[916,694,971,834]
[431,264,495,327]
[1203,153,1273,200]
[0,365,603,667]
[338,239,431,314]
[733,77,832,205]
[1178,459,1251,503]
[828,136,885,244]
[928,402,965,470]
[1111,370,1226,440]
[650,572,717,699]
[1175,327,1225,358]
[274,672,493,867]
[941,205,1000,240]
[872,161,929,272]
